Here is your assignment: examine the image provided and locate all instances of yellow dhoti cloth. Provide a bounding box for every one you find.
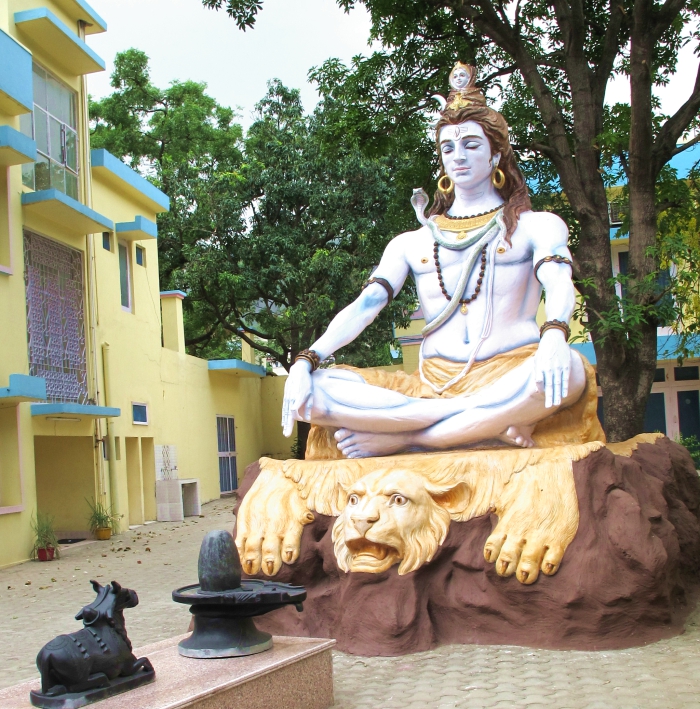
[306,344,605,460]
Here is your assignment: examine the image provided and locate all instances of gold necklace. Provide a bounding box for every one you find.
[434,207,502,239]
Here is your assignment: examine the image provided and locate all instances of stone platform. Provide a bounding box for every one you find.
[0,635,335,709]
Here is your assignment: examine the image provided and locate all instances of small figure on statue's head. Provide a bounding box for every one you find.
[449,61,472,91]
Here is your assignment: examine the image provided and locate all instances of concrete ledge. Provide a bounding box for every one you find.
[0,634,335,709]
[208,359,267,378]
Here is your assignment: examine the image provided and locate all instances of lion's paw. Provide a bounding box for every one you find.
[484,530,565,584]
[483,453,579,584]
[235,465,314,577]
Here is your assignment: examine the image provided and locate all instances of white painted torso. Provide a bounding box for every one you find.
[375,210,571,364]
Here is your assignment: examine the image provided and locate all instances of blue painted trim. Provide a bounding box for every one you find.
[14,9,106,72]
[0,374,47,401]
[91,150,170,212]
[208,360,267,377]
[60,0,107,33]
[116,216,157,238]
[571,342,597,365]
[0,28,33,113]
[0,125,37,162]
[31,403,120,417]
[22,189,114,230]
[160,290,187,298]
[572,335,700,366]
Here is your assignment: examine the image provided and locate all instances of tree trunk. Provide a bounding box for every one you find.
[296,420,311,459]
[594,323,658,442]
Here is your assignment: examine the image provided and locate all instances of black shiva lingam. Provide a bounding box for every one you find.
[173,530,306,658]
[30,580,154,709]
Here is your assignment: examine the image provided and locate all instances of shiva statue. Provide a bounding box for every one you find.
[281,62,589,458]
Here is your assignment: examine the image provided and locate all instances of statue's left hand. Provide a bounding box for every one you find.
[282,360,313,437]
[534,329,571,408]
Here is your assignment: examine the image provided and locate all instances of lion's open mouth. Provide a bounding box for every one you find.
[346,538,398,561]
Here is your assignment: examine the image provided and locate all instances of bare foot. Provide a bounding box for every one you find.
[498,425,535,448]
[334,428,411,458]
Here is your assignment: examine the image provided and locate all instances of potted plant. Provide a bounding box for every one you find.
[31,511,60,561]
[86,498,120,540]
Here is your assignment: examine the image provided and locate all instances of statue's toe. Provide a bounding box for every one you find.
[483,532,507,563]
[541,544,564,575]
[494,536,525,577]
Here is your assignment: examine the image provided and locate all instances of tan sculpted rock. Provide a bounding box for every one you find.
[236,441,605,584]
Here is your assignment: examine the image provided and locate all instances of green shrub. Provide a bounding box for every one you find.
[677,434,700,469]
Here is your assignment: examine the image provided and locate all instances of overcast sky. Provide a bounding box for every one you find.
[86,0,374,127]
[85,0,698,129]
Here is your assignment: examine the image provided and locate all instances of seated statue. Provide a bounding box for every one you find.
[237,62,606,587]
[282,61,599,457]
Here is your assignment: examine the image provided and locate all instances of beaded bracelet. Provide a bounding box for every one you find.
[540,320,571,340]
[294,348,322,371]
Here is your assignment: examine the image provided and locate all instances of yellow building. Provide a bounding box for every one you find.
[0,0,291,568]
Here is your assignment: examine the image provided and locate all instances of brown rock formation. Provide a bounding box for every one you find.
[235,437,700,655]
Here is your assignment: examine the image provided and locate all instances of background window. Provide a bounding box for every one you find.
[20,64,78,199]
[136,245,145,266]
[132,403,148,425]
[118,241,131,310]
[102,232,111,251]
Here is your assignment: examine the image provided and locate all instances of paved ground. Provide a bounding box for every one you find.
[2,498,700,708]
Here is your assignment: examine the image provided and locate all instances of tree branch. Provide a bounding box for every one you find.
[652,62,700,175]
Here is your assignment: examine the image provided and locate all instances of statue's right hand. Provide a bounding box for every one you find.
[281,360,313,437]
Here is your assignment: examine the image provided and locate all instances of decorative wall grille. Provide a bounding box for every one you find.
[155,444,178,480]
[24,231,88,404]
[216,416,237,492]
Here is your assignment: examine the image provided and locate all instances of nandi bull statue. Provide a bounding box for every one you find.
[30,580,155,709]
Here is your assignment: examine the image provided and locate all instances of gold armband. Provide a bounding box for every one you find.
[362,276,394,304]
[534,255,573,283]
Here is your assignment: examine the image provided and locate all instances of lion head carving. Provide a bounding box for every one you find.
[331,468,470,575]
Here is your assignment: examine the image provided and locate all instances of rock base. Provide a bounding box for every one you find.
[237,437,700,655]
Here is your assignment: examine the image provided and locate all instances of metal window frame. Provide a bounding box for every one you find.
[118,239,132,312]
[216,415,237,492]
[24,62,79,195]
[131,401,148,425]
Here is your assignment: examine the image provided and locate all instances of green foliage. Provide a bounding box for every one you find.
[91,52,415,369]
[86,498,121,533]
[677,434,700,469]
[30,511,60,559]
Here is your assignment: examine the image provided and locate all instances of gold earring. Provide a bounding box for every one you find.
[492,167,506,189]
[437,175,454,194]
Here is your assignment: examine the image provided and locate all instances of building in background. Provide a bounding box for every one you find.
[0,0,291,569]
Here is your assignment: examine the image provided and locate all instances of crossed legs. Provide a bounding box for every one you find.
[306,353,587,458]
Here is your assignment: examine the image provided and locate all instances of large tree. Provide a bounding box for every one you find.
[204,0,700,442]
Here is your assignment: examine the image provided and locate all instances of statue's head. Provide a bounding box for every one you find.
[431,62,532,242]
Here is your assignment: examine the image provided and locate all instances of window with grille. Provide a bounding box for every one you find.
[608,202,625,226]
[20,64,78,199]
[216,416,237,492]
[24,231,88,403]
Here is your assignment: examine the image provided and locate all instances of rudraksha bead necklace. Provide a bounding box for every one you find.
[433,242,488,314]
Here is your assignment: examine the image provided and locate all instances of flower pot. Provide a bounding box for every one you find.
[95,527,112,541]
[37,547,55,562]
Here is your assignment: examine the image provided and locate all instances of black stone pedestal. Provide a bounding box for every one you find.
[29,668,155,709]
